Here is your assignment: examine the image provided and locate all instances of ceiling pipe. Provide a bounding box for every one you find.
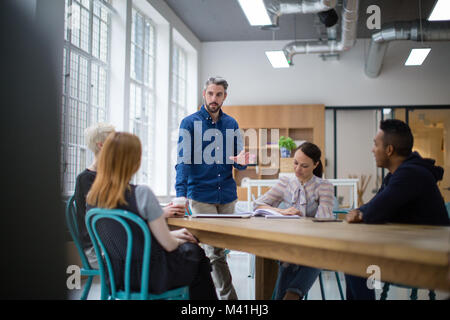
[365,20,450,78]
[283,0,359,65]
[264,0,337,30]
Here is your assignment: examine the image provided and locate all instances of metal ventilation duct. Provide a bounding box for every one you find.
[365,20,450,78]
[283,0,359,64]
[265,0,337,30]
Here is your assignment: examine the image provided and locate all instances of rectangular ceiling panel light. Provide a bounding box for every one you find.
[428,0,450,21]
[265,51,290,68]
[404,48,431,66]
[237,0,272,26]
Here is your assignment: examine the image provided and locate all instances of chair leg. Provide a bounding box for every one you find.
[248,254,255,279]
[319,272,326,300]
[334,272,345,300]
[80,276,94,300]
[380,282,390,300]
[100,277,110,300]
[410,288,418,300]
[429,290,436,300]
[271,276,279,300]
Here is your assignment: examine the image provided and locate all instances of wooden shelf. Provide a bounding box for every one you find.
[224,104,325,194]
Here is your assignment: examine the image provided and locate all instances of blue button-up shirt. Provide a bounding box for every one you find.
[175,105,247,204]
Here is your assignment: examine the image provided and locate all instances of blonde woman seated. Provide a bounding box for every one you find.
[74,123,115,268]
[253,142,334,300]
[86,132,217,299]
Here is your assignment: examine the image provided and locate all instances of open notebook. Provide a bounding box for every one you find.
[191,208,300,219]
[252,208,301,219]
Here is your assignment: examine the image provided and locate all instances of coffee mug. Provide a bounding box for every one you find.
[172,196,187,206]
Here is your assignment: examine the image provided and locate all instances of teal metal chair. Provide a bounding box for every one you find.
[332,209,350,218]
[304,271,345,300]
[85,208,189,300]
[65,196,100,300]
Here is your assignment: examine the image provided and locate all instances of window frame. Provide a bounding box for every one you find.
[128,6,157,186]
[168,42,188,195]
[61,0,112,195]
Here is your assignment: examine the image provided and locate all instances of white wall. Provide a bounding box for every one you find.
[201,39,450,106]
[146,0,202,106]
[336,110,379,205]
[109,0,129,131]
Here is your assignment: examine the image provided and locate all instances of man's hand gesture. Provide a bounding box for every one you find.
[228,150,256,166]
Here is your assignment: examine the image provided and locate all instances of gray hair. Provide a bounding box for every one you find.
[84,122,115,155]
[204,76,228,92]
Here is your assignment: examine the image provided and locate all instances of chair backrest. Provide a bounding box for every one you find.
[65,195,93,270]
[85,208,152,300]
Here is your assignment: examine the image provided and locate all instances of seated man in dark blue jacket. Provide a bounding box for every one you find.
[344,119,449,299]
[347,119,449,225]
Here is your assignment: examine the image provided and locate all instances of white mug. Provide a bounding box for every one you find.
[172,196,187,206]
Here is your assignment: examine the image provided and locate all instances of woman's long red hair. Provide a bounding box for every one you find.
[87,132,142,208]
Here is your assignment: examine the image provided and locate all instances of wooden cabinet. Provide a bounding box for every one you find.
[222,104,325,193]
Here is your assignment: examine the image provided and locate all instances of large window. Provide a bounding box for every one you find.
[59,0,198,198]
[129,7,156,185]
[169,43,188,195]
[61,0,111,195]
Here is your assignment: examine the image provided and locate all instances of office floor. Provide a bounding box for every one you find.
[67,250,450,300]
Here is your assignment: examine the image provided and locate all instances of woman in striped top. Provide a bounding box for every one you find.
[254,142,334,300]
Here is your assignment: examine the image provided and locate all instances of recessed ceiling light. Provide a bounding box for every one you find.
[404,48,431,66]
[428,0,450,21]
[237,0,272,26]
[265,51,290,68]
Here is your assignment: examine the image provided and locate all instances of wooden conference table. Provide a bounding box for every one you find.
[168,216,450,299]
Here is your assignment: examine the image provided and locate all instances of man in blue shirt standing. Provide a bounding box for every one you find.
[175,76,253,300]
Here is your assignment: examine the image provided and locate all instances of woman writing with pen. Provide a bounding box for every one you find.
[253,142,334,300]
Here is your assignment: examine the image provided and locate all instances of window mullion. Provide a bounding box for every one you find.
[87,0,94,129]
[61,0,111,195]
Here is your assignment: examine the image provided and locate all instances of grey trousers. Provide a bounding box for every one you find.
[189,199,238,300]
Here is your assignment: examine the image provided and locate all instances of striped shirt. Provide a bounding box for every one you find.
[253,175,334,218]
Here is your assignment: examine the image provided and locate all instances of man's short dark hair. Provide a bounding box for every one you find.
[379,119,413,157]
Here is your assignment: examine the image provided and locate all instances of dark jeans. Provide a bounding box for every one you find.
[182,243,218,300]
[274,263,321,299]
[344,274,376,300]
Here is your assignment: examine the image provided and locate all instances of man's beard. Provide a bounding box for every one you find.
[205,102,221,114]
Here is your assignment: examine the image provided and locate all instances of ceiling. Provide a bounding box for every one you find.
[165,0,437,42]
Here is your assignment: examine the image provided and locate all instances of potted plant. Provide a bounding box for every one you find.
[278,136,296,158]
